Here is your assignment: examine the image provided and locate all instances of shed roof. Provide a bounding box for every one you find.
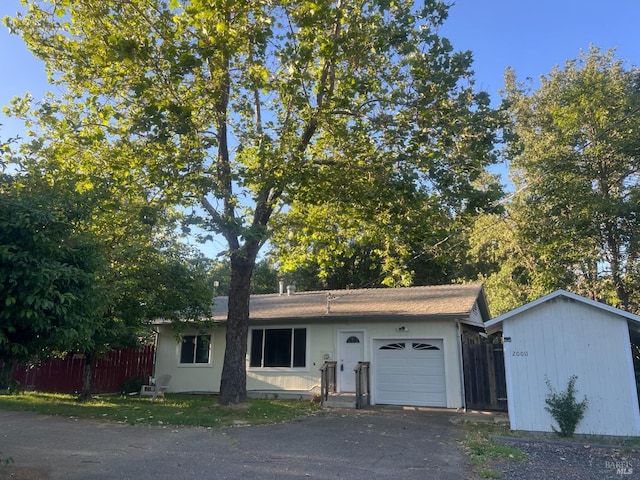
[484,289,640,334]
[211,284,489,326]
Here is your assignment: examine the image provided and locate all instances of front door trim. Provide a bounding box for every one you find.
[338,330,364,392]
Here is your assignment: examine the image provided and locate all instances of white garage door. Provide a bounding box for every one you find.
[374,339,446,407]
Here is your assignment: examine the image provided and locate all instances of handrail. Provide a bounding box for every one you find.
[320,361,337,403]
[354,361,371,409]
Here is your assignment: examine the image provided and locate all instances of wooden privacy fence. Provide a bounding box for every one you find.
[10,346,155,394]
[462,342,507,411]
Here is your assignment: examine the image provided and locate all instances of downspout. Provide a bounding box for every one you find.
[150,328,159,384]
[456,320,467,412]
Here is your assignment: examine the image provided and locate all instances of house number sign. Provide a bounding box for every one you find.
[512,351,529,357]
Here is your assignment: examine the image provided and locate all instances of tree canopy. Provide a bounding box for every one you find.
[6,0,501,403]
[0,178,105,367]
[472,47,640,314]
[0,127,214,393]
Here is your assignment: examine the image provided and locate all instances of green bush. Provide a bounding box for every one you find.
[121,376,144,395]
[0,376,21,395]
[544,375,588,437]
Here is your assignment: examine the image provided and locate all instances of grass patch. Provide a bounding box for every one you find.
[0,392,322,428]
[461,422,526,479]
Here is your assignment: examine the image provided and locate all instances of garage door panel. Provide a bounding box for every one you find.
[409,360,443,371]
[407,377,444,391]
[377,357,409,369]
[375,339,446,407]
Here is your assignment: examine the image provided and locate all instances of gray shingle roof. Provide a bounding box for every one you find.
[211,284,488,324]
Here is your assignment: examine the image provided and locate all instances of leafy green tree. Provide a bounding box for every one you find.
[6,0,500,404]
[251,258,280,294]
[1,125,214,397]
[0,171,214,397]
[78,238,214,399]
[6,146,215,399]
[466,212,555,316]
[501,47,640,311]
[208,257,278,295]
[272,169,503,289]
[0,179,106,375]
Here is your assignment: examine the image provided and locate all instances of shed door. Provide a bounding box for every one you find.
[374,339,446,407]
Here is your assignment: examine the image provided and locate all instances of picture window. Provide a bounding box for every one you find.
[180,335,211,364]
[250,328,307,368]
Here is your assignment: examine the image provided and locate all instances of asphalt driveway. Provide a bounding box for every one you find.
[0,408,467,480]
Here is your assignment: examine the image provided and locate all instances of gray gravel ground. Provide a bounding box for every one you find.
[489,438,640,479]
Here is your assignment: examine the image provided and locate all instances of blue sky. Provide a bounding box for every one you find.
[441,0,640,96]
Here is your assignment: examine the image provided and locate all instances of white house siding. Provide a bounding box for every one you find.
[248,319,464,408]
[154,327,225,393]
[155,318,465,408]
[245,323,331,396]
[503,297,640,437]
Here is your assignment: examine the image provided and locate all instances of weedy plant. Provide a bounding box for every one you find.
[462,423,525,478]
[544,375,588,437]
[0,452,13,466]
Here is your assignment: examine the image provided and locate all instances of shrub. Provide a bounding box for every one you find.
[121,376,144,395]
[544,375,588,437]
[0,376,21,395]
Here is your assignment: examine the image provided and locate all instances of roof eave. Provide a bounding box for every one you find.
[484,289,640,331]
[244,313,474,323]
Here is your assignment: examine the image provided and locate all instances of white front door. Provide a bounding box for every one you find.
[339,331,364,392]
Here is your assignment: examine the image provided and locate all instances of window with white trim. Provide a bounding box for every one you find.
[250,328,307,368]
[180,335,211,364]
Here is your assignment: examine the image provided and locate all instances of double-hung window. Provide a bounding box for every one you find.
[250,328,306,368]
[180,334,211,364]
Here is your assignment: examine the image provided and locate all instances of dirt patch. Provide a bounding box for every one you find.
[0,465,49,480]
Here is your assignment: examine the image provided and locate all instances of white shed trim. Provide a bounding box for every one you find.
[485,289,640,334]
[502,338,518,430]
[622,324,640,434]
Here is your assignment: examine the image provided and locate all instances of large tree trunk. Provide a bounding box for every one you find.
[218,249,257,405]
[78,351,93,401]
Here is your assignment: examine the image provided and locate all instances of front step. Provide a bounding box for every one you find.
[323,393,357,409]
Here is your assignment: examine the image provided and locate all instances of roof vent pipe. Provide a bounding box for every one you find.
[279,281,285,296]
[287,285,296,296]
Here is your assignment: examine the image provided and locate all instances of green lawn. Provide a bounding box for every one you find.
[0,392,322,427]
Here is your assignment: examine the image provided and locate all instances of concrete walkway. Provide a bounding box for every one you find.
[0,407,474,480]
